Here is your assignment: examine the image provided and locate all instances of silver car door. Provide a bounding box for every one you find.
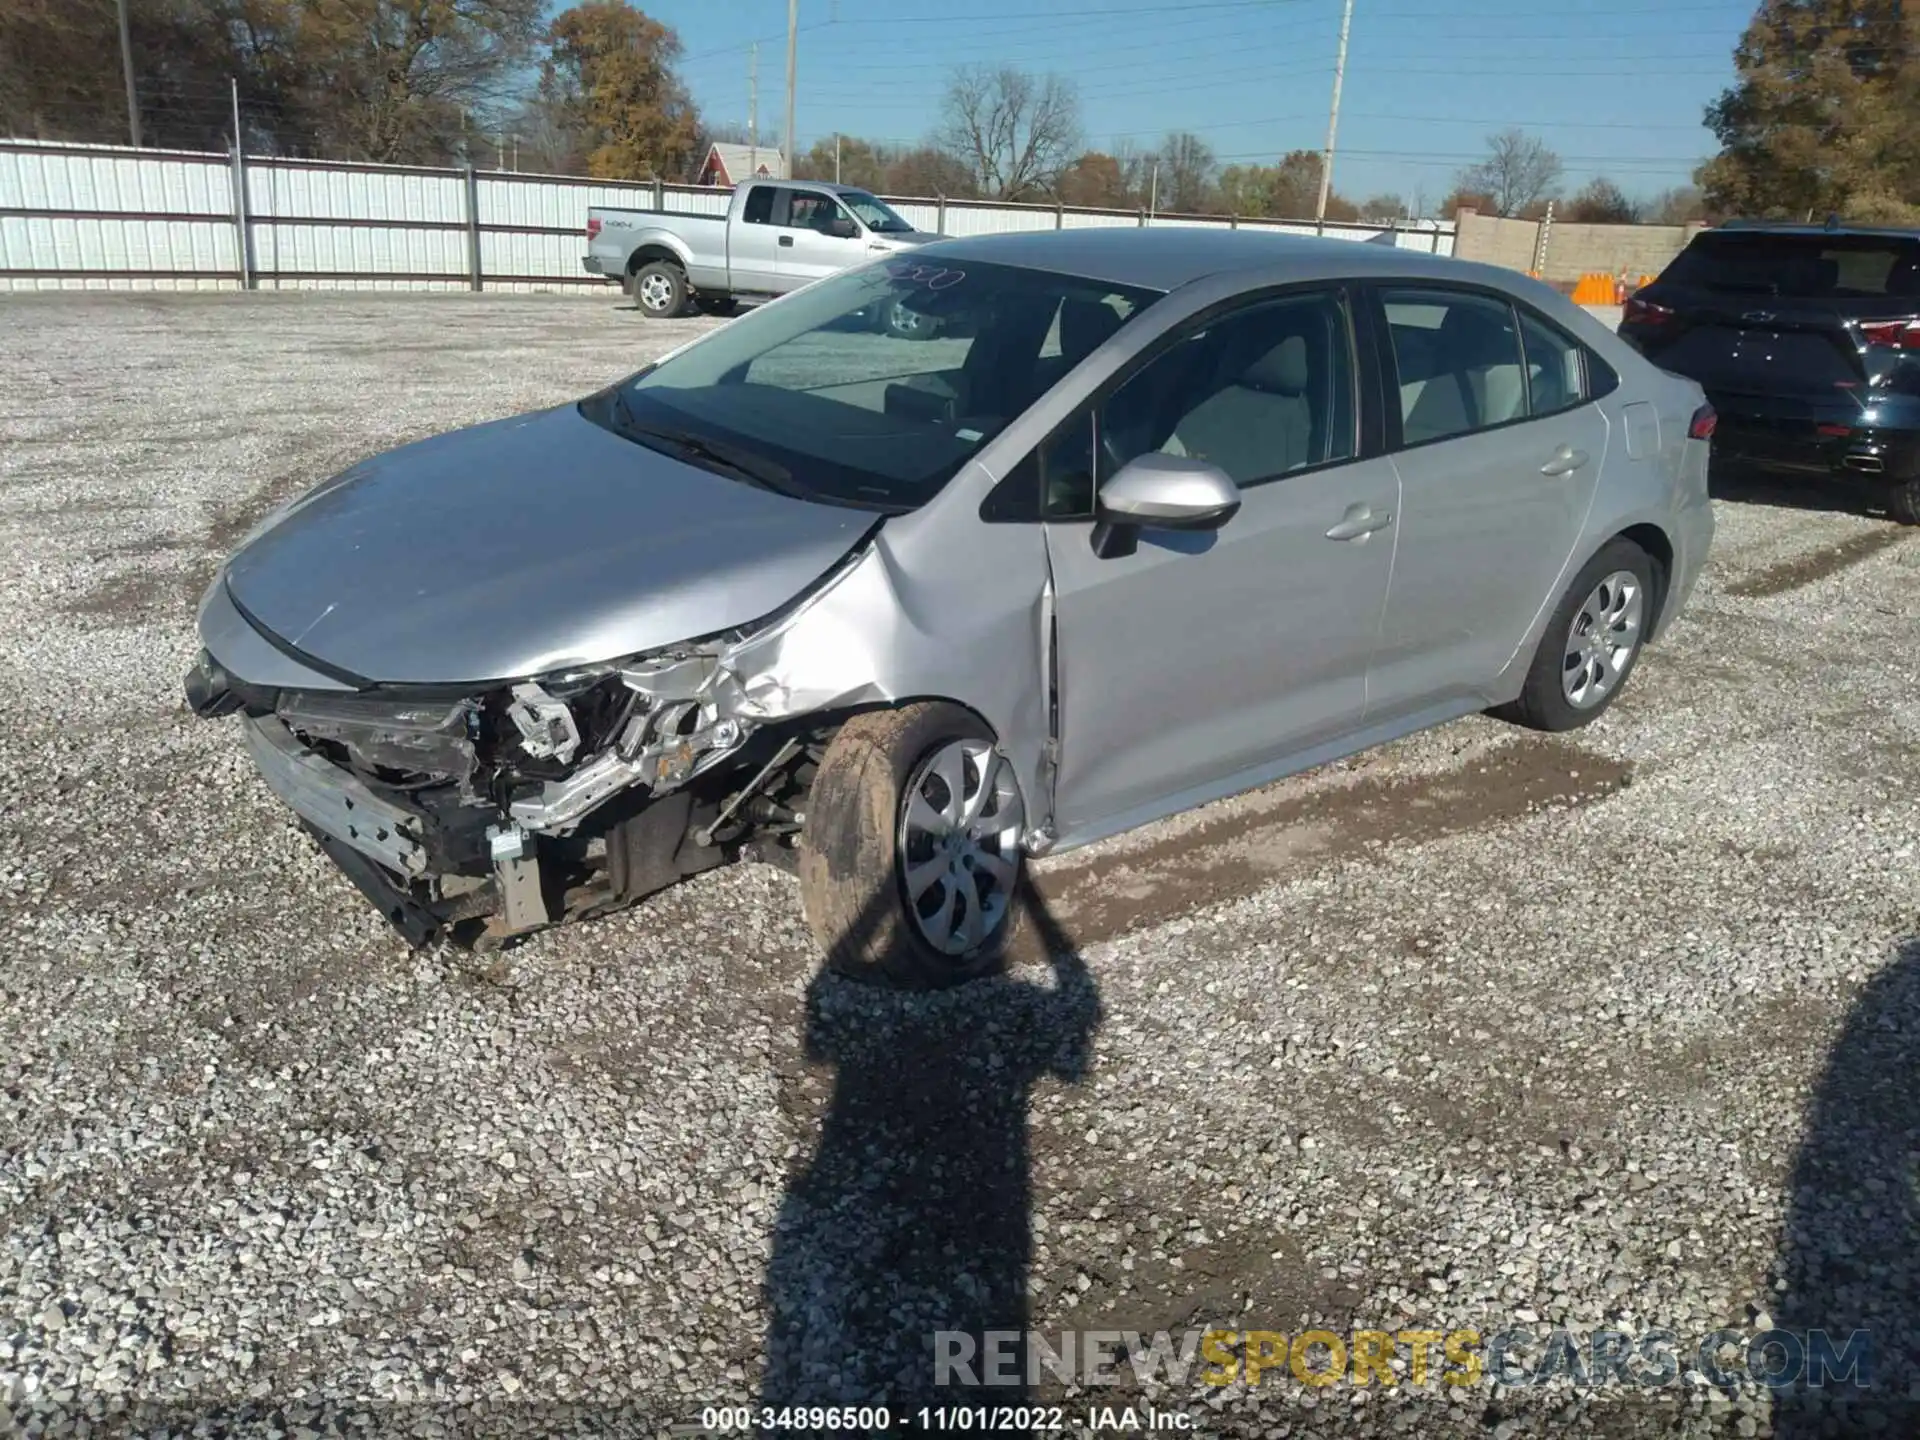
[776,191,868,286]
[1365,286,1609,718]
[1042,288,1400,836]
[727,184,784,293]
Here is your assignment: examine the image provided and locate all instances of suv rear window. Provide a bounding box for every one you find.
[1662,233,1920,299]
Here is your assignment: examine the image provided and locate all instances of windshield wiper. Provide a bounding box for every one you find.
[612,403,805,497]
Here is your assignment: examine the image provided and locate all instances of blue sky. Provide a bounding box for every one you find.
[633,0,1757,209]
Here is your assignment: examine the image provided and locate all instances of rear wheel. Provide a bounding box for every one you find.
[1888,476,1920,526]
[798,704,1026,988]
[1494,538,1656,732]
[632,260,689,318]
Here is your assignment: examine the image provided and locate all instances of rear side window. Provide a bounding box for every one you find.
[742,186,776,225]
[1662,234,1920,299]
[1383,289,1526,445]
[1516,309,1586,416]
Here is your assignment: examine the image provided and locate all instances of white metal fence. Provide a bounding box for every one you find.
[0,139,1454,294]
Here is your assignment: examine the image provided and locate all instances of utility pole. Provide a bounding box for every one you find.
[748,42,760,177]
[834,133,841,183]
[1315,0,1355,234]
[1148,161,1158,221]
[784,0,798,180]
[116,0,141,147]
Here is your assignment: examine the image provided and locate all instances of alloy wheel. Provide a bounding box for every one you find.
[1562,569,1643,709]
[897,739,1024,956]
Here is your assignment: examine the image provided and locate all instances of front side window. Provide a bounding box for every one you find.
[787,192,850,234]
[587,258,1159,512]
[1516,308,1587,416]
[1041,290,1358,518]
[1383,288,1527,445]
[841,191,914,233]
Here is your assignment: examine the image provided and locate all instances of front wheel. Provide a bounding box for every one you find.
[1493,538,1656,732]
[885,299,936,340]
[798,704,1027,988]
[631,261,689,318]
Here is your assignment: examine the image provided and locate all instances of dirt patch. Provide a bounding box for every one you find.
[1724,527,1913,599]
[57,568,199,623]
[1025,739,1631,948]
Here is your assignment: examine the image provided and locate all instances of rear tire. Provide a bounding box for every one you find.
[1888,476,1920,526]
[693,294,738,318]
[798,704,1026,989]
[1493,538,1657,732]
[632,260,689,319]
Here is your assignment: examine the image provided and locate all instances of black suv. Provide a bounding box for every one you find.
[1617,221,1920,523]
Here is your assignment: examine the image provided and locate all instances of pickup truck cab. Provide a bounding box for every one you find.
[585,180,939,320]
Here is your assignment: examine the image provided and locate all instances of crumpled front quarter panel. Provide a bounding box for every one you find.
[738,464,1052,807]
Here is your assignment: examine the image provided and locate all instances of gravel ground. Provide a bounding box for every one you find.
[1,293,1917,1439]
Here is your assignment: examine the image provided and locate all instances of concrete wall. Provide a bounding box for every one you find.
[1453,207,1707,284]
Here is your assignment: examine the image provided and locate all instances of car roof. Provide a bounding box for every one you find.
[910,225,1496,293]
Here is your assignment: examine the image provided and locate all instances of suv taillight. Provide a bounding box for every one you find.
[1859,317,1920,349]
[1688,402,1717,441]
[1624,295,1673,326]
[586,217,602,239]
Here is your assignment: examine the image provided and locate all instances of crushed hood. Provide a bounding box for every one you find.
[222,404,874,687]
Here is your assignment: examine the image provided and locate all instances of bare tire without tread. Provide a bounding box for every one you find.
[798,703,1026,988]
[1494,538,1657,732]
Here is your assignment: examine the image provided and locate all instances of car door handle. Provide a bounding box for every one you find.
[1325,504,1393,542]
[1540,445,1589,476]
[778,235,794,247]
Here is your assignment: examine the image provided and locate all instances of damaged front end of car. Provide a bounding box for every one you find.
[186,542,892,948]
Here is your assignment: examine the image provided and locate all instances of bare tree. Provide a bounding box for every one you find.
[1456,129,1563,217]
[934,64,1081,200]
[1155,130,1216,213]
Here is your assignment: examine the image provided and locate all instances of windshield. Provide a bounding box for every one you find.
[1664,234,1920,299]
[842,191,914,233]
[584,258,1160,511]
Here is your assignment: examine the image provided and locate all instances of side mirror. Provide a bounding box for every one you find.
[828,217,859,239]
[1090,453,1241,559]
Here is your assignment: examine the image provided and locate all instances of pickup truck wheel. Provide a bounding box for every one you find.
[798,704,1026,989]
[632,261,689,318]
[885,299,935,340]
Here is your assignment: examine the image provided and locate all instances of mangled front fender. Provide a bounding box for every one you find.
[505,523,1051,843]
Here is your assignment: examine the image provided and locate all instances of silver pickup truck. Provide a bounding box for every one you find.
[584,180,939,320]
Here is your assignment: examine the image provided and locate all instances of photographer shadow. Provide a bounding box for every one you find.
[758,883,1102,1411]
[1771,936,1920,1436]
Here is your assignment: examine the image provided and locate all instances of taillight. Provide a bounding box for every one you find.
[586,217,602,239]
[1688,402,1717,441]
[1624,295,1673,326]
[1858,317,1920,349]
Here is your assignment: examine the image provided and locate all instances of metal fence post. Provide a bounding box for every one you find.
[1054,200,1063,230]
[229,139,253,290]
[463,165,482,291]
[936,193,947,233]
[1137,207,1147,228]
[1229,214,1238,230]
[653,177,665,211]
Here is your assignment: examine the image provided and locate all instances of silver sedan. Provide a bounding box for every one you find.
[186,228,1714,986]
